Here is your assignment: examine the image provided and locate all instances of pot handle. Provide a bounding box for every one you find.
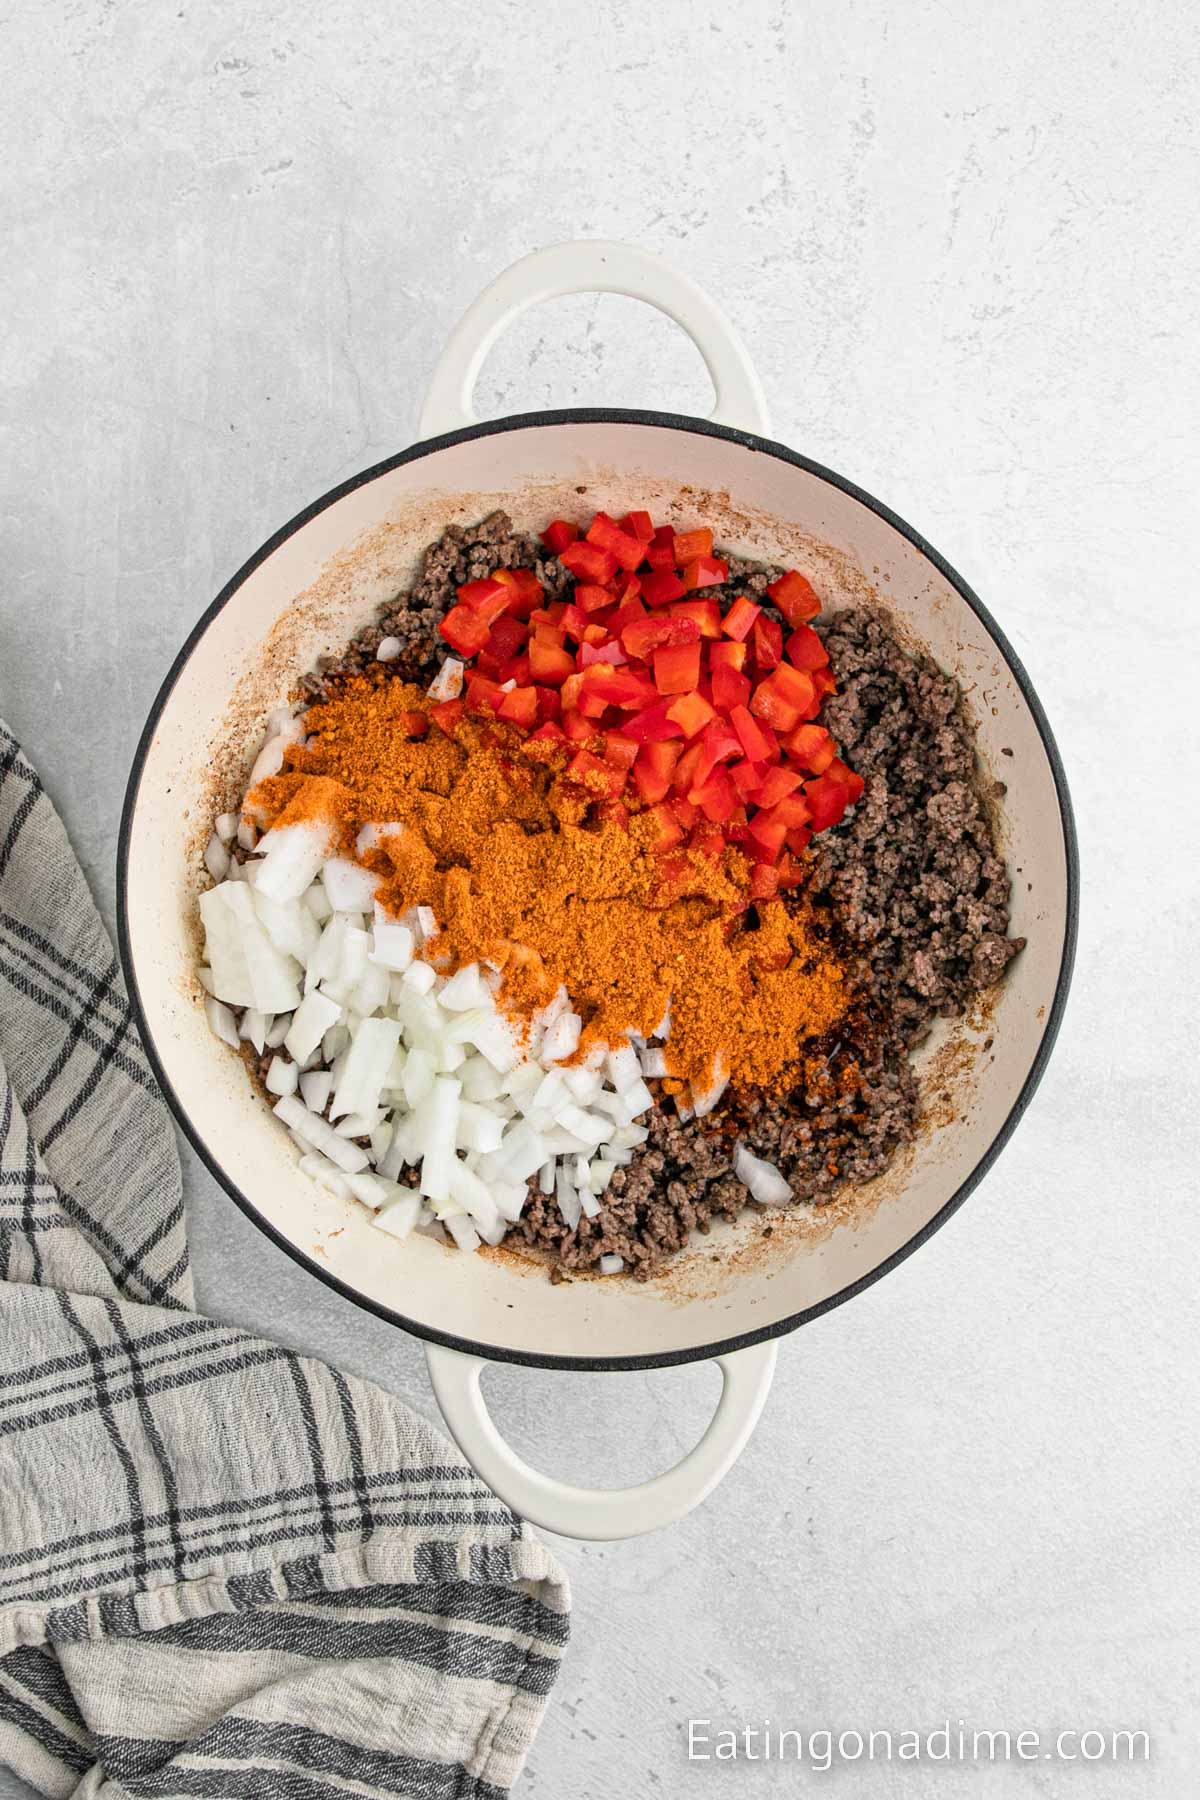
[417,239,771,439]
[424,1337,777,1540]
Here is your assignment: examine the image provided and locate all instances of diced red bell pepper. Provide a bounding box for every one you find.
[576,683,609,720]
[621,613,700,659]
[429,698,464,737]
[622,509,655,542]
[603,732,640,771]
[811,666,838,701]
[645,525,676,571]
[457,577,511,626]
[595,798,630,831]
[653,641,702,695]
[785,623,831,672]
[610,598,647,638]
[621,701,685,744]
[542,519,579,554]
[574,583,613,614]
[497,653,532,687]
[530,638,575,685]
[535,685,562,723]
[712,660,752,710]
[689,766,737,823]
[496,685,538,728]
[680,556,728,591]
[730,758,765,802]
[666,689,716,739]
[561,708,594,743]
[749,675,804,733]
[582,665,657,710]
[579,638,626,668]
[768,792,812,829]
[560,540,618,585]
[586,512,647,573]
[669,795,699,831]
[689,822,727,859]
[673,526,713,563]
[785,825,813,856]
[668,597,722,638]
[484,614,528,664]
[710,639,747,671]
[783,723,836,773]
[439,603,492,657]
[632,739,682,803]
[522,719,567,753]
[753,765,802,808]
[559,603,589,642]
[749,862,780,901]
[492,567,543,618]
[566,748,627,800]
[646,802,684,851]
[671,740,706,794]
[610,573,643,607]
[641,569,687,607]
[752,615,783,670]
[731,704,773,763]
[747,807,789,855]
[824,757,864,803]
[766,569,822,626]
[803,772,850,831]
[766,661,817,713]
[465,672,505,714]
[722,595,760,641]
[698,717,742,769]
[395,711,427,737]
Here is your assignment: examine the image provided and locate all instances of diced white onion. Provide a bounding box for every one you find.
[204,833,230,882]
[215,811,239,843]
[733,1142,792,1206]
[322,857,380,914]
[265,1055,298,1097]
[300,1069,333,1113]
[284,990,342,1064]
[427,657,464,700]
[273,1094,369,1172]
[376,636,402,662]
[204,995,240,1047]
[599,1253,625,1275]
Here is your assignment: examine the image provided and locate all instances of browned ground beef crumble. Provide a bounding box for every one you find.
[280,512,1023,1280]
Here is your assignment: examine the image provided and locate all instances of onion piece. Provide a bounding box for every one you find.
[284,990,342,1064]
[427,657,465,701]
[215,811,239,843]
[256,820,334,905]
[330,1016,402,1121]
[691,1053,729,1118]
[299,1069,332,1113]
[204,996,240,1047]
[322,857,379,914]
[265,1055,298,1097]
[204,833,230,882]
[445,1213,481,1253]
[373,1189,423,1239]
[239,1007,269,1053]
[273,1094,369,1172]
[733,1142,792,1206]
[375,636,402,662]
[599,1253,624,1275]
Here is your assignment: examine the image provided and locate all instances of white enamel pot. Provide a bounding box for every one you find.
[118,242,1077,1541]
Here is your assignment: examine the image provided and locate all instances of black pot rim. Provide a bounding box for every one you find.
[116,407,1079,1373]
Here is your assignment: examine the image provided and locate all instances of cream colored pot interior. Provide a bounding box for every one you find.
[123,418,1069,1364]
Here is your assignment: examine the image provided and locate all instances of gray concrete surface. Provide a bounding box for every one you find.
[2,1,1198,1793]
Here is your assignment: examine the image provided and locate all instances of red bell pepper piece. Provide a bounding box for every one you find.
[604,732,640,771]
[439,603,492,658]
[668,597,722,638]
[785,825,813,856]
[730,758,765,802]
[749,862,780,901]
[621,701,685,744]
[680,556,727,591]
[496,685,538,728]
[610,597,647,638]
[646,802,684,851]
[769,792,811,828]
[671,741,706,794]
[766,569,822,626]
[573,583,612,614]
[496,653,532,687]
[645,525,676,571]
[492,567,543,618]
[747,807,788,855]
[522,718,567,748]
[581,665,657,710]
[566,748,627,800]
[560,540,618,585]
[753,765,802,808]
[529,638,575,685]
[764,662,817,713]
[710,639,747,671]
[824,757,864,803]
[811,666,838,701]
[803,772,849,831]
[752,615,783,671]
[621,614,700,659]
[457,576,511,620]
[465,672,505,714]
[560,708,594,743]
[689,766,737,823]
[669,795,699,831]
[579,638,627,668]
[632,739,682,803]
[622,509,655,542]
[541,519,579,555]
[484,614,528,663]
[783,723,836,773]
[672,526,713,563]
[535,685,562,723]
[429,698,464,737]
[722,595,760,641]
[785,624,831,672]
[711,660,752,710]
[641,569,687,607]
[653,641,702,695]
[666,690,716,739]
[731,704,773,764]
[557,604,588,643]
[749,674,804,733]
[586,512,647,573]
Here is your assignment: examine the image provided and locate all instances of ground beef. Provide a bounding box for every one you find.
[279,515,1023,1282]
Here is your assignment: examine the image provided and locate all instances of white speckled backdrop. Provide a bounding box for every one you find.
[2,0,1197,1793]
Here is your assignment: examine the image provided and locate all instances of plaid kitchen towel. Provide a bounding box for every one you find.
[0,719,569,1799]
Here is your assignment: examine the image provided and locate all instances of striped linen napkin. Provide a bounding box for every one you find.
[0,721,569,1799]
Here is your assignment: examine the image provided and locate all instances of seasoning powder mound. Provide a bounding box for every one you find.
[249,674,849,1091]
